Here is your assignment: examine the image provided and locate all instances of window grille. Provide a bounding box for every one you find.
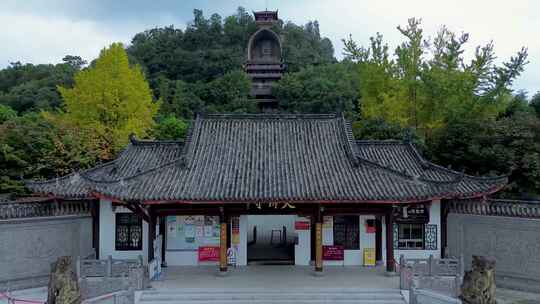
[115,213,142,251]
[333,216,360,250]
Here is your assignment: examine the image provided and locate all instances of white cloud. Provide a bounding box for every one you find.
[0,12,128,66]
[0,0,538,93]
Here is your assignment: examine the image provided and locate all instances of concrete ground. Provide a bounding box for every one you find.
[0,287,47,304]
[151,265,400,290]
[496,288,540,304]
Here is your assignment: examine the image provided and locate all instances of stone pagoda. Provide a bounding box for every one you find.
[245,10,286,110]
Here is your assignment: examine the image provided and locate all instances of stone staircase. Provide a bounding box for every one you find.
[137,288,407,304]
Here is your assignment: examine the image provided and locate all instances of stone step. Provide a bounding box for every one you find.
[138,289,406,304]
[141,292,404,298]
[139,300,405,304]
[142,288,401,294]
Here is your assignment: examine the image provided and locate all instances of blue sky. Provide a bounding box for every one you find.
[2,0,538,95]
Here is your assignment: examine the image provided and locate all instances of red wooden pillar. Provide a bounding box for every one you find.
[385,206,396,272]
[314,205,323,273]
[219,207,228,273]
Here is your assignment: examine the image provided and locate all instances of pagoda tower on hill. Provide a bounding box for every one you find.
[245,10,286,110]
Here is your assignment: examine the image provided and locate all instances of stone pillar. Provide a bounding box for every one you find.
[219,208,228,273]
[385,207,396,273]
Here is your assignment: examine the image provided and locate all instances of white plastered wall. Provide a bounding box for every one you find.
[382,200,442,268]
[99,199,149,264]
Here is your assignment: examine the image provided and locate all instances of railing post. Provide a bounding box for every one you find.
[410,279,418,304]
[428,254,434,276]
[459,254,465,277]
[76,256,81,279]
[107,255,112,277]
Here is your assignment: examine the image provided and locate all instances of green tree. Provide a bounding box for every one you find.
[343,19,528,142]
[153,115,189,140]
[54,43,159,159]
[531,91,540,117]
[429,112,540,197]
[0,60,80,113]
[0,104,16,123]
[0,113,96,194]
[274,63,358,115]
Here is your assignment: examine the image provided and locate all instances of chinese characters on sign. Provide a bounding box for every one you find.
[247,202,296,210]
[323,245,344,261]
[198,246,220,261]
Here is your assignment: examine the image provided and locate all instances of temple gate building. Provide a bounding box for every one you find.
[24,10,507,277]
[27,114,506,274]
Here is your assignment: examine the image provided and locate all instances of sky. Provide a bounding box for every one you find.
[1,0,538,94]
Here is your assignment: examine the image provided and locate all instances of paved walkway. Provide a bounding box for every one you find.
[151,265,399,290]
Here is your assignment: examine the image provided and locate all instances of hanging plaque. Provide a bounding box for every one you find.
[393,204,429,223]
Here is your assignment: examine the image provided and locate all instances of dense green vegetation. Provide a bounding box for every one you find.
[0,8,538,199]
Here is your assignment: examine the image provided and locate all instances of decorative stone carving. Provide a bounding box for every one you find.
[461,255,496,304]
[47,256,81,304]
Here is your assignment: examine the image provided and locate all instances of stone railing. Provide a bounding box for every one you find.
[82,290,133,304]
[77,256,147,301]
[448,199,540,218]
[400,254,464,296]
[409,288,462,304]
[0,200,92,220]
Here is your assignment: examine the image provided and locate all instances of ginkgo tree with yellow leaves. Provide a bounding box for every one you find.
[52,43,160,160]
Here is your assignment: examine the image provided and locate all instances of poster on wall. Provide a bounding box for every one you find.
[295,221,310,230]
[323,245,344,260]
[363,248,376,266]
[198,246,220,261]
[323,216,333,229]
[184,217,196,243]
[231,216,240,245]
[365,219,376,233]
[167,216,177,238]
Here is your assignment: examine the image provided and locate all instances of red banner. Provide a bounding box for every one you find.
[323,245,344,260]
[198,246,220,262]
[295,221,310,230]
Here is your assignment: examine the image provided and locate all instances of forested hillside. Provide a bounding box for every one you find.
[0,8,538,198]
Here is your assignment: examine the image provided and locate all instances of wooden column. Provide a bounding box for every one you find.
[314,206,323,273]
[440,199,448,258]
[375,215,383,264]
[385,206,396,272]
[91,200,100,259]
[219,207,228,273]
[148,212,157,262]
[159,216,167,267]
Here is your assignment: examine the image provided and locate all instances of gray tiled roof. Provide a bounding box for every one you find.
[27,114,506,203]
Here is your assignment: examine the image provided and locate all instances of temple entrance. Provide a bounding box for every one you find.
[247,215,295,264]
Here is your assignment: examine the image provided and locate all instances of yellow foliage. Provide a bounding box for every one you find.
[53,43,159,159]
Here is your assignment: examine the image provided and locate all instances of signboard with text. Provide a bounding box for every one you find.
[198,246,220,262]
[295,221,310,230]
[323,245,344,261]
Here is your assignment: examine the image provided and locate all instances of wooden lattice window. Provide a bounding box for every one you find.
[115,213,142,251]
[333,216,359,250]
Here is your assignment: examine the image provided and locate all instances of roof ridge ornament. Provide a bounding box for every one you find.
[129,133,138,144]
